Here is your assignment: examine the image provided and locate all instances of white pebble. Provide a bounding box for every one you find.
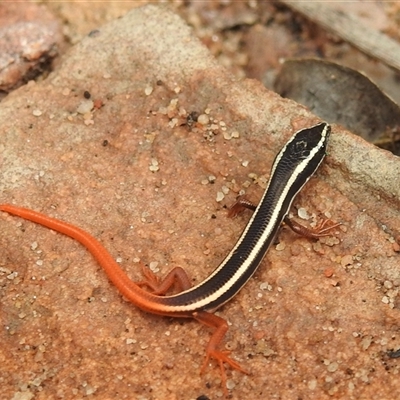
[216,191,224,202]
[77,100,94,114]
[327,361,339,372]
[298,207,310,220]
[149,261,159,272]
[197,114,209,125]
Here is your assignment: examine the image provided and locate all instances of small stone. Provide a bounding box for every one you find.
[197,114,209,125]
[7,271,18,280]
[221,185,229,194]
[360,336,373,350]
[223,131,232,140]
[149,158,159,172]
[327,361,339,372]
[32,109,42,116]
[149,261,159,272]
[226,379,236,390]
[77,100,94,114]
[384,280,393,289]
[276,242,285,251]
[216,191,224,202]
[298,207,310,219]
[340,254,354,267]
[308,379,317,390]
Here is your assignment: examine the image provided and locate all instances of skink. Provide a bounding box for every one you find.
[0,122,332,390]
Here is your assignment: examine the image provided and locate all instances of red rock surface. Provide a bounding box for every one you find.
[1,5,400,400]
[0,3,64,96]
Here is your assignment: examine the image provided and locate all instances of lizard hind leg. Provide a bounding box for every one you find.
[193,311,249,393]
